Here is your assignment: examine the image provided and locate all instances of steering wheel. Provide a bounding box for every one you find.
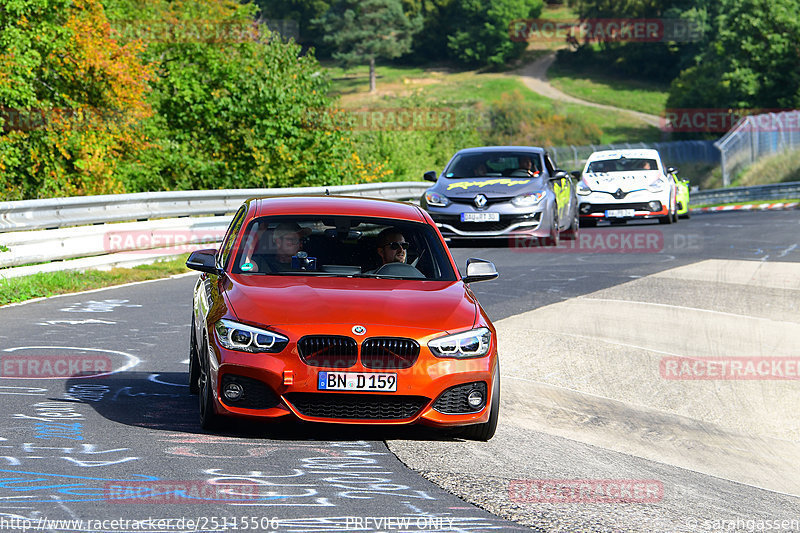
[373,262,425,279]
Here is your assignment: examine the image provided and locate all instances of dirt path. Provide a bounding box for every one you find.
[517,51,664,129]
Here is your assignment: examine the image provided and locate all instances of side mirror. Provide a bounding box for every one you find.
[423,170,437,182]
[551,170,568,181]
[570,170,581,179]
[463,258,498,284]
[186,249,220,275]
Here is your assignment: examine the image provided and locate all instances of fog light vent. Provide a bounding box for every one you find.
[433,381,487,414]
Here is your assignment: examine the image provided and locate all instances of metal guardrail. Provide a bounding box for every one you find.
[689,181,800,206]
[0,182,430,232]
[0,183,430,278]
[2,179,797,279]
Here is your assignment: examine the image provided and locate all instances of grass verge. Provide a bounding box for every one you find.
[731,149,800,187]
[0,255,191,307]
[326,63,661,146]
[547,60,669,117]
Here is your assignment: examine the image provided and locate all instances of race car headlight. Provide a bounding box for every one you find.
[577,180,592,196]
[214,319,288,353]
[511,191,545,207]
[424,191,450,207]
[647,178,666,193]
[429,327,492,359]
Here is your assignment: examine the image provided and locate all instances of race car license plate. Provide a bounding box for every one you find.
[318,371,397,392]
[605,209,635,218]
[461,212,499,222]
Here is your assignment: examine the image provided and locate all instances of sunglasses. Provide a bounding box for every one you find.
[384,241,408,251]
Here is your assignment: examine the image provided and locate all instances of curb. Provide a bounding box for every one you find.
[690,202,799,214]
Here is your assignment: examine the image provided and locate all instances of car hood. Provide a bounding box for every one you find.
[583,171,662,193]
[439,177,543,199]
[225,276,477,333]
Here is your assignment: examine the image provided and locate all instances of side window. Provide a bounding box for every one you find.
[218,206,247,270]
[544,154,556,175]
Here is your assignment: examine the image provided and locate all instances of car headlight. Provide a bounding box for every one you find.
[424,191,450,207]
[429,327,492,359]
[214,319,289,353]
[647,178,666,193]
[577,180,592,196]
[511,191,545,207]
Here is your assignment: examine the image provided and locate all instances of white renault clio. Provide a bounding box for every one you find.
[577,149,678,226]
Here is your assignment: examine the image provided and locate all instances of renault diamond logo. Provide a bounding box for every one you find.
[613,188,626,199]
[352,325,366,336]
[474,194,488,208]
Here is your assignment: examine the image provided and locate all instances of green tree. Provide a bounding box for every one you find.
[668,0,800,110]
[104,0,390,191]
[446,0,543,68]
[0,0,152,199]
[314,0,422,92]
[400,0,455,62]
[564,0,716,83]
[249,0,332,51]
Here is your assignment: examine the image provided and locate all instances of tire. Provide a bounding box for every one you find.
[198,338,223,431]
[188,315,200,395]
[461,368,500,441]
[546,212,560,247]
[563,211,580,241]
[658,213,672,224]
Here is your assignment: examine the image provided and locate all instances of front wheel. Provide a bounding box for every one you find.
[188,315,200,394]
[198,339,223,431]
[563,211,580,241]
[546,212,560,246]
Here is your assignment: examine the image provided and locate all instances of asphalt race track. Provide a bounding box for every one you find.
[0,210,798,533]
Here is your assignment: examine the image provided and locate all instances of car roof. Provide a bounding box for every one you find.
[249,195,427,223]
[454,146,546,155]
[586,149,661,161]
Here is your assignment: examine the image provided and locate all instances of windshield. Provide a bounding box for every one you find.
[231,215,457,281]
[587,158,658,173]
[444,152,544,178]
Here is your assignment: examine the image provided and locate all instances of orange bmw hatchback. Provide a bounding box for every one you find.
[186,196,500,440]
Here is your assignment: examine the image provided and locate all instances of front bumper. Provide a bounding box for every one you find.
[207,326,497,427]
[425,203,553,239]
[578,190,670,220]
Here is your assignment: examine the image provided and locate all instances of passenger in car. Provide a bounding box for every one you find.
[244,222,310,272]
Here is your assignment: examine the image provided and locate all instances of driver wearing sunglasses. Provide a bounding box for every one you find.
[376,227,408,265]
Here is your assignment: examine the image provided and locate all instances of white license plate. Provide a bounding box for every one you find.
[605,209,635,218]
[318,372,397,392]
[461,212,500,222]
